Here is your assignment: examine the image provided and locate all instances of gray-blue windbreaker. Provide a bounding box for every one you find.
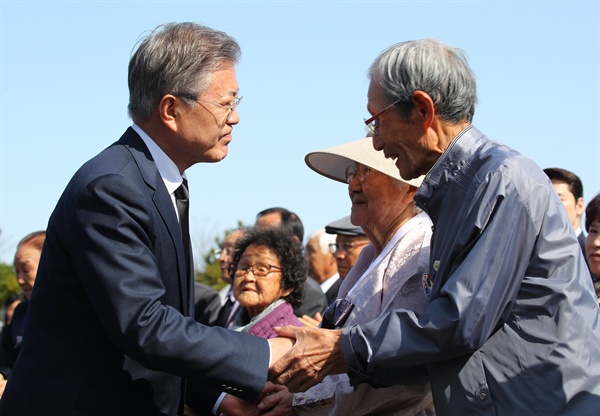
[341,125,600,415]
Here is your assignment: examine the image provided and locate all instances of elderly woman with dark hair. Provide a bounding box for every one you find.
[229,227,306,338]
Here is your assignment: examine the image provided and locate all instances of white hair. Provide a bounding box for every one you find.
[308,228,337,254]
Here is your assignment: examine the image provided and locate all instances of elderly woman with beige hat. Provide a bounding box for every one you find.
[259,137,433,415]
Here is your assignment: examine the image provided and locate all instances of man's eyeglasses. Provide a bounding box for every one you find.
[229,262,282,278]
[345,166,373,184]
[328,241,369,254]
[213,247,234,260]
[364,98,401,134]
[180,94,243,120]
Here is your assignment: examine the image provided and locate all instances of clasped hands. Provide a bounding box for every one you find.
[268,325,345,392]
[218,325,346,416]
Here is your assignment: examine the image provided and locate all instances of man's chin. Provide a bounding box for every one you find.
[202,147,229,163]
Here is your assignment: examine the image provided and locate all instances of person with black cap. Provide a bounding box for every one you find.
[325,215,370,280]
[299,217,371,328]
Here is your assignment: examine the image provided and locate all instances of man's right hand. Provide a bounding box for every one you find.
[268,325,346,393]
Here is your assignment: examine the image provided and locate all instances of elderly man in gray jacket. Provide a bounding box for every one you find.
[269,39,600,416]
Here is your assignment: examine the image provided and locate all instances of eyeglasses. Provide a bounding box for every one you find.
[364,98,401,134]
[328,241,369,254]
[345,166,373,184]
[230,262,282,278]
[213,247,235,260]
[180,94,243,121]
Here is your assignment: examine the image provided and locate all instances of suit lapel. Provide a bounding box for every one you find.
[119,128,192,315]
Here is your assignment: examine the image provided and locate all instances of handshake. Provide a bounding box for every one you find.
[267,325,346,392]
[212,325,346,416]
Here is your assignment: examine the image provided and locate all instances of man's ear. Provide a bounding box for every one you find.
[159,95,180,132]
[403,185,419,205]
[412,90,435,130]
[576,197,585,217]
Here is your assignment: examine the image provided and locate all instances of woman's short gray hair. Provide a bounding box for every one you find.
[128,22,241,122]
[368,38,477,123]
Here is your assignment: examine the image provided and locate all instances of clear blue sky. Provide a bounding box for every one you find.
[1,1,599,267]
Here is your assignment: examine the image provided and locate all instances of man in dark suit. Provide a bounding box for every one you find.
[305,228,340,305]
[544,167,590,273]
[0,22,290,416]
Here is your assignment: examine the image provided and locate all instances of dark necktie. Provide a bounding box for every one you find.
[174,179,191,277]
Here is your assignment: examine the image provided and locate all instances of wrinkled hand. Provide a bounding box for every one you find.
[257,387,295,416]
[218,393,262,416]
[268,325,346,393]
[0,376,6,399]
[218,383,284,416]
[298,312,322,328]
[218,383,285,416]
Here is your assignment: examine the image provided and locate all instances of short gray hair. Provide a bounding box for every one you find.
[368,38,477,123]
[128,22,241,122]
[308,228,337,254]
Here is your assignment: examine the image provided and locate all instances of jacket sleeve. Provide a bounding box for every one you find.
[68,173,269,402]
[342,171,550,386]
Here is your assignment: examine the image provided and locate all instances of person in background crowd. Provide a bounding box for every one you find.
[193,282,222,326]
[325,215,369,280]
[270,38,600,415]
[300,216,370,328]
[0,231,46,397]
[0,293,25,397]
[213,227,248,327]
[584,193,600,303]
[230,226,306,338]
[544,167,589,271]
[0,22,291,416]
[256,207,328,318]
[2,293,26,329]
[305,229,340,305]
[203,226,307,416]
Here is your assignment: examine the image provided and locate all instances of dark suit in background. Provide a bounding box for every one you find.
[324,278,343,306]
[194,282,222,326]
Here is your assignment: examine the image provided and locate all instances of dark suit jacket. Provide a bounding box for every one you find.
[0,128,269,416]
[293,276,327,317]
[0,300,28,379]
[325,278,343,306]
[194,282,222,326]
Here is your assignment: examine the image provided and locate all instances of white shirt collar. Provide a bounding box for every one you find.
[131,123,185,195]
[320,273,340,294]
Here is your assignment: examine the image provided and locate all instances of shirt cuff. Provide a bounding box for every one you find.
[267,338,272,366]
[212,393,226,415]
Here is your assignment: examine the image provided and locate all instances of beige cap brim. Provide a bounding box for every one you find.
[304,137,423,187]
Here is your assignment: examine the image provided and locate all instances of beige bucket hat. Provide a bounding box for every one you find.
[304,137,424,187]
